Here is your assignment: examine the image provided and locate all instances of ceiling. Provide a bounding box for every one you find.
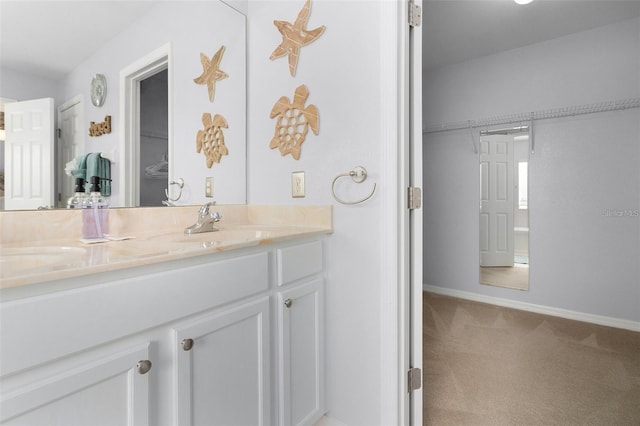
[423,0,640,71]
[0,1,156,80]
[1,1,639,79]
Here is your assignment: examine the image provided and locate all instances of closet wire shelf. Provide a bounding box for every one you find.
[423,97,640,134]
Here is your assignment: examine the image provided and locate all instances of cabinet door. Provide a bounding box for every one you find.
[278,278,325,426]
[173,297,271,426]
[1,343,151,425]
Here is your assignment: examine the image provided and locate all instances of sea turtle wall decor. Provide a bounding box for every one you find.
[269,84,319,160]
[196,113,229,168]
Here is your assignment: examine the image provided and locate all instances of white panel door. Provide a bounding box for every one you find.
[1,344,150,425]
[480,135,515,267]
[4,98,55,210]
[58,97,84,207]
[173,297,271,426]
[277,278,324,426]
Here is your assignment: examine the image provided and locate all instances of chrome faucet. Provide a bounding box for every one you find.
[184,202,222,234]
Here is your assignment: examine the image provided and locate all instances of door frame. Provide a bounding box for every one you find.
[380,0,423,424]
[407,0,423,423]
[402,0,424,423]
[119,43,172,207]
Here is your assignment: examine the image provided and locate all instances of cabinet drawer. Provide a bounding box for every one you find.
[1,252,269,377]
[277,241,323,286]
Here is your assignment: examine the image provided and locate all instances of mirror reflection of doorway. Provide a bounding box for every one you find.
[479,126,529,291]
[139,69,168,207]
[58,96,84,208]
[120,44,170,208]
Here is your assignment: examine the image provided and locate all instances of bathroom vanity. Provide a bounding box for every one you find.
[0,205,331,426]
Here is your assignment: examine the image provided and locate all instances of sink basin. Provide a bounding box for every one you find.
[1,246,88,275]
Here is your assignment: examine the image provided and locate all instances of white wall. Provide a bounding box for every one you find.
[247,1,399,424]
[422,18,640,323]
[0,68,60,103]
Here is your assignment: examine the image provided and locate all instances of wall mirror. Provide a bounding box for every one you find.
[0,0,246,210]
[479,125,530,291]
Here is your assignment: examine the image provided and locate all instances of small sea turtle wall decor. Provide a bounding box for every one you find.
[270,0,325,77]
[196,113,229,168]
[269,84,319,160]
[194,45,228,102]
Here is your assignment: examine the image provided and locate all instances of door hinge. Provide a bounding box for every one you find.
[57,128,62,138]
[408,367,422,392]
[408,187,422,210]
[409,1,422,27]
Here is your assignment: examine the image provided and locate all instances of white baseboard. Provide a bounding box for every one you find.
[424,284,640,332]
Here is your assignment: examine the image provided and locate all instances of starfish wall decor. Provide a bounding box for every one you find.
[270,0,325,77]
[196,113,229,168]
[194,45,228,102]
[269,85,319,160]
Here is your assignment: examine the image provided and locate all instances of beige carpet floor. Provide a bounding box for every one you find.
[423,292,640,425]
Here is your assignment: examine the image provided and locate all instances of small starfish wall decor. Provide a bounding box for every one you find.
[194,45,228,102]
[196,113,229,168]
[270,0,325,77]
[269,85,319,160]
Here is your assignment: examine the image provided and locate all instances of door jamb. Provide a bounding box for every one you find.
[399,0,423,424]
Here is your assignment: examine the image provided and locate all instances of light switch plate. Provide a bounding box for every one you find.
[292,171,305,198]
[205,177,214,198]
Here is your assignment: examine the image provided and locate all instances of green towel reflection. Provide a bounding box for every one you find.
[72,153,111,196]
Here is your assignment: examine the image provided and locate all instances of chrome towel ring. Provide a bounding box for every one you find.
[165,178,184,203]
[331,166,376,205]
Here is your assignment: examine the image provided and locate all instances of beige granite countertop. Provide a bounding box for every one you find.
[0,205,332,290]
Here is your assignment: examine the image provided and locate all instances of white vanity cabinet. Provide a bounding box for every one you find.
[0,237,326,426]
[276,241,325,426]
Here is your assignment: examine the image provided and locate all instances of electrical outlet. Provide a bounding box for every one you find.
[205,177,214,198]
[292,171,305,198]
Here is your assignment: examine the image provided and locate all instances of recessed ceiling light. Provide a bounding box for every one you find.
[514,0,534,4]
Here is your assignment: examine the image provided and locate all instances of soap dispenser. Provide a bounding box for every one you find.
[67,177,87,209]
[82,176,109,239]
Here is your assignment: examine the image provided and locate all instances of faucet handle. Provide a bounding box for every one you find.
[198,201,216,215]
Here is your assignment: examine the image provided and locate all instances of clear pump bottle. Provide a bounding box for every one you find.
[82,176,109,239]
[67,177,87,209]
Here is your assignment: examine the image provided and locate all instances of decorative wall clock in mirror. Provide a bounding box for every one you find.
[90,74,108,107]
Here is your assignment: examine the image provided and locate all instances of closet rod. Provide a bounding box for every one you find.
[140,131,168,140]
[423,97,640,134]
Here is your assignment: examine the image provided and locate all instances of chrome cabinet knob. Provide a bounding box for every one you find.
[136,360,152,375]
[284,299,293,308]
[181,338,194,351]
